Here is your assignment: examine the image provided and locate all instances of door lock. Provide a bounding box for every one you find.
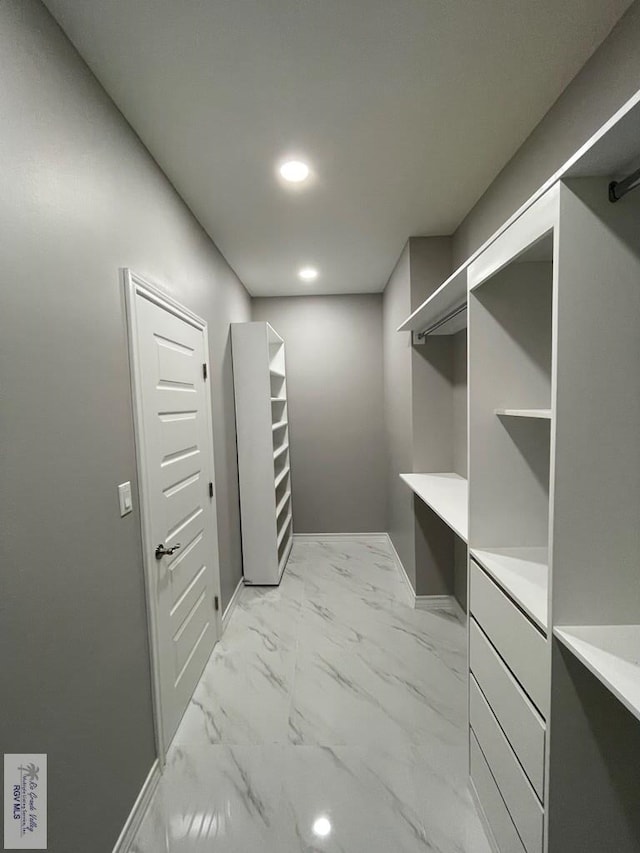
[155,543,181,560]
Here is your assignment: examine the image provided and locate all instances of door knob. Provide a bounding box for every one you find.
[155,543,181,560]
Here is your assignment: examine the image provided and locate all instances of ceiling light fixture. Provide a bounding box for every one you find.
[312,816,332,838]
[279,159,310,183]
[298,266,318,282]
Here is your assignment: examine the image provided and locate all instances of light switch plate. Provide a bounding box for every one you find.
[118,481,133,517]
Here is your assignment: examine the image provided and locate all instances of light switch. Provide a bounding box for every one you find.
[118,481,133,517]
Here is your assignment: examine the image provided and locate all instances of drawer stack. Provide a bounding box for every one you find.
[469,560,548,853]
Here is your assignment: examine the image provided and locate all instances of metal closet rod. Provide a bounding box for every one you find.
[609,166,640,203]
[416,303,467,340]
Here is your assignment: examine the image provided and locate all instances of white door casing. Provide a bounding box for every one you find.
[124,270,221,759]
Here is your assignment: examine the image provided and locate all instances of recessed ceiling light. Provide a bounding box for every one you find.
[279,160,310,183]
[312,816,332,838]
[298,266,318,282]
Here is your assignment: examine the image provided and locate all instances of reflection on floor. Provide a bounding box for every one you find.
[132,536,492,852]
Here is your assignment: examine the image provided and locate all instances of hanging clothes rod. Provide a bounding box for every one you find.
[416,303,467,340]
[609,166,640,203]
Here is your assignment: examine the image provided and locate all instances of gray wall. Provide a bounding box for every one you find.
[0,3,249,851]
[252,295,386,533]
[382,238,464,595]
[382,245,416,583]
[453,0,640,264]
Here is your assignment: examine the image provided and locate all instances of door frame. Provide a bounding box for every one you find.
[123,268,221,762]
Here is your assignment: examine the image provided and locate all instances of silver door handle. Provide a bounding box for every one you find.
[155,543,181,560]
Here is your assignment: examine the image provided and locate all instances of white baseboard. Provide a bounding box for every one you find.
[112,759,161,853]
[415,594,466,622]
[384,533,416,607]
[293,532,388,542]
[222,577,244,632]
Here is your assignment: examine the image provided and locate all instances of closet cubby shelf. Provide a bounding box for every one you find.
[274,466,289,489]
[471,547,549,632]
[495,408,551,420]
[270,366,286,378]
[277,511,293,547]
[273,441,289,461]
[272,420,287,431]
[554,625,640,722]
[278,535,293,575]
[400,473,468,542]
[275,490,291,518]
[271,396,286,403]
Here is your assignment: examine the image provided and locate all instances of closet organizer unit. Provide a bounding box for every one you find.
[467,179,640,853]
[231,322,293,584]
[398,267,469,611]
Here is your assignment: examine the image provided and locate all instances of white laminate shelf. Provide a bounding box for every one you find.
[273,441,289,461]
[274,466,290,489]
[278,534,293,576]
[495,408,552,420]
[272,420,288,431]
[554,625,640,722]
[277,512,293,546]
[400,473,468,542]
[275,489,291,518]
[471,547,549,632]
[397,267,467,335]
[271,396,286,403]
[270,366,286,378]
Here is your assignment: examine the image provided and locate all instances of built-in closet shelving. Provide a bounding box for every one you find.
[397,88,640,853]
[399,472,468,543]
[231,321,293,585]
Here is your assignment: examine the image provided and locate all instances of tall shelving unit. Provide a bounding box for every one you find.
[231,322,293,585]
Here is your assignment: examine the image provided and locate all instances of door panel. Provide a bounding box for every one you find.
[129,277,220,751]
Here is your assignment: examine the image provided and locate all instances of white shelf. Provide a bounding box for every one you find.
[399,472,468,542]
[274,465,290,489]
[397,267,467,334]
[275,489,291,518]
[471,547,549,632]
[272,419,288,431]
[271,396,286,403]
[277,511,292,547]
[270,366,286,378]
[554,625,640,722]
[273,440,289,461]
[495,408,551,420]
[278,534,293,577]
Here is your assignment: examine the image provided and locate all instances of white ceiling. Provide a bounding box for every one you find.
[44,0,632,296]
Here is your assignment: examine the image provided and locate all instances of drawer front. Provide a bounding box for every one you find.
[470,560,548,715]
[471,677,543,853]
[471,732,526,853]
[470,618,546,800]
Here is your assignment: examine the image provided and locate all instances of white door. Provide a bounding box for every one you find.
[125,270,221,755]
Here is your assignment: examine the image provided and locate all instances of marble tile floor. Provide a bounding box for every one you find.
[131,536,492,853]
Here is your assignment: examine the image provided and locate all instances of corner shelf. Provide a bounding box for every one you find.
[471,547,549,632]
[495,408,551,420]
[270,366,286,378]
[272,420,288,431]
[554,625,640,722]
[399,472,468,542]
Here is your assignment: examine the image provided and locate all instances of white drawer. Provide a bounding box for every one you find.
[470,618,545,800]
[471,676,543,853]
[470,560,548,715]
[471,731,526,853]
